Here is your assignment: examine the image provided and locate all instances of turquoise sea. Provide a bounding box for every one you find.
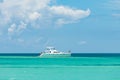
[0,53,120,80]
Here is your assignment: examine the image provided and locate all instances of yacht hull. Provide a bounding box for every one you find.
[40,53,71,58]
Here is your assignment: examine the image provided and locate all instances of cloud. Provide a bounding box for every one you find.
[29,12,41,20]
[8,24,17,35]
[17,22,27,32]
[8,21,27,38]
[50,6,90,20]
[50,6,90,25]
[0,0,91,38]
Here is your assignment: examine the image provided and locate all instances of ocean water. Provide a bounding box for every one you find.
[0,54,120,80]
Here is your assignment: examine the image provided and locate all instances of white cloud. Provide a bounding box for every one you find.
[8,22,27,37]
[55,19,67,26]
[8,24,16,34]
[50,6,90,25]
[50,6,90,20]
[29,12,41,20]
[0,0,91,38]
[0,0,50,27]
[17,21,27,32]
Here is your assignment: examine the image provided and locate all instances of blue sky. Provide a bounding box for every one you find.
[0,0,120,53]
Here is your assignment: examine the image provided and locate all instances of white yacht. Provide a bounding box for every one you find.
[40,47,71,57]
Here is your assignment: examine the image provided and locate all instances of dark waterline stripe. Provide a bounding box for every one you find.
[71,53,120,57]
[0,53,120,57]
